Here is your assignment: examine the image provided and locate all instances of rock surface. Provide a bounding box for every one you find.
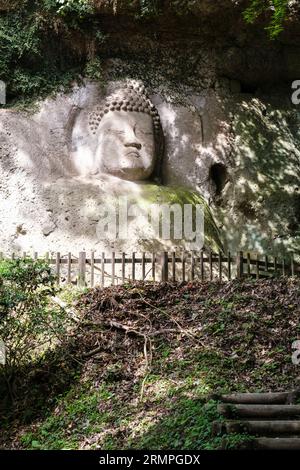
[1,79,299,256]
[1,1,300,257]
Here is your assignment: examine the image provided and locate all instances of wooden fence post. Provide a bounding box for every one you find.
[161,252,169,282]
[191,251,195,281]
[78,251,86,288]
[56,252,60,284]
[152,253,156,281]
[228,251,231,281]
[209,249,213,281]
[291,253,295,277]
[122,252,126,283]
[200,249,204,281]
[182,251,186,282]
[237,251,244,279]
[218,250,222,281]
[265,255,268,273]
[256,253,260,279]
[67,252,72,285]
[90,251,95,287]
[111,251,115,286]
[101,252,105,287]
[132,252,136,281]
[172,252,176,282]
[247,252,251,276]
[142,252,146,280]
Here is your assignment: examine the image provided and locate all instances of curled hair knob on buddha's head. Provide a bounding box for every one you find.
[88,80,162,137]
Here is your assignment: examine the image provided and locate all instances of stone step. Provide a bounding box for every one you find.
[213,420,300,436]
[253,437,300,450]
[216,390,300,405]
[218,404,300,419]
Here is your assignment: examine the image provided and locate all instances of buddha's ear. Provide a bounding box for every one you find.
[97,131,106,146]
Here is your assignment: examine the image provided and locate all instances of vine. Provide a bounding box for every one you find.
[243,0,290,38]
[0,0,294,106]
[0,0,99,105]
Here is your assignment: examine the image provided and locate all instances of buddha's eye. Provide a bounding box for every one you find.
[136,129,153,136]
[107,128,125,135]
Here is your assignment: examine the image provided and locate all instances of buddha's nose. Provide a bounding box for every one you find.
[124,141,142,151]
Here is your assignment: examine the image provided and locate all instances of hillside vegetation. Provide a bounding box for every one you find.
[0,0,295,105]
[1,278,300,450]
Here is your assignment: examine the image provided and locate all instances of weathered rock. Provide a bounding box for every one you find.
[1,79,300,256]
[42,223,56,237]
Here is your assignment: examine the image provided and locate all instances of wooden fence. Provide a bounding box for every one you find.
[1,250,299,287]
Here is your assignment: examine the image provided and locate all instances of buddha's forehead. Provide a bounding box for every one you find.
[99,111,153,131]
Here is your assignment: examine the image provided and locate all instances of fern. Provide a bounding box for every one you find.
[243,0,289,38]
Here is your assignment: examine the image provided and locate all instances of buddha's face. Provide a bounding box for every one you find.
[95,111,156,181]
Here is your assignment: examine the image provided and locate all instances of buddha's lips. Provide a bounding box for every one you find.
[125,150,141,158]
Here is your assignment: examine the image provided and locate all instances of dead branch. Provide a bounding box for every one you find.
[81,320,189,359]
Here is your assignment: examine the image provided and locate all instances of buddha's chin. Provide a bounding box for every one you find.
[105,166,152,181]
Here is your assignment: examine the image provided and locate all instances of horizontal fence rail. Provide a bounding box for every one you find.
[0,250,299,287]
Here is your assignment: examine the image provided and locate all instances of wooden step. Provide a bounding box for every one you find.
[213,420,300,436]
[218,404,300,419]
[217,390,300,404]
[212,390,300,449]
[253,437,300,450]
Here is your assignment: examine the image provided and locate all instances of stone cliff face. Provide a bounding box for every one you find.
[0,1,300,257]
[89,0,300,87]
[0,82,224,254]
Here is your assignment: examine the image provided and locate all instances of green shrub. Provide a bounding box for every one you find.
[44,0,93,17]
[0,259,67,374]
[0,0,98,106]
[85,57,103,80]
[243,0,289,38]
[0,0,291,106]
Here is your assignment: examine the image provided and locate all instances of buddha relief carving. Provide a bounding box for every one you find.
[86,81,163,181]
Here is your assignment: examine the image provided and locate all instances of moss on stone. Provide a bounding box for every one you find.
[137,183,223,251]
